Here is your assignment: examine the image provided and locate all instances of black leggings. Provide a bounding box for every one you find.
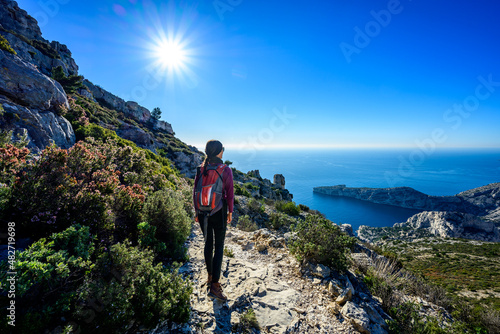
[198,203,227,283]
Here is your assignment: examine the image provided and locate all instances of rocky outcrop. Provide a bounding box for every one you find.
[1,96,75,153]
[233,169,293,202]
[273,174,286,189]
[0,49,68,110]
[358,210,500,243]
[394,211,500,242]
[0,0,41,40]
[0,0,78,76]
[83,80,174,134]
[173,151,204,178]
[0,46,74,152]
[314,183,500,218]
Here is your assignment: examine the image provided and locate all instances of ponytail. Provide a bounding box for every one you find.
[203,140,224,175]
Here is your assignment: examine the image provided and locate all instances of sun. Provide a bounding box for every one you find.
[155,40,186,68]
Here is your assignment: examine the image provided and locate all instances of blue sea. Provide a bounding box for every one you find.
[224,148,500,232]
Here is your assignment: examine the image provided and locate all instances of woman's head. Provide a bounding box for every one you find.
[205,139,224,159]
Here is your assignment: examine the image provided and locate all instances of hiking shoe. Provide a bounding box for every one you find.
[208,282,227,301]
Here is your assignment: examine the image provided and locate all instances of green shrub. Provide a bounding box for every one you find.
[244,182,259,190]
[75,242,192,332]
[0,34,16,55]
[235,183,251,197]
[224,247,234,258]
[52,66,84,94]
[386,302,451,334]
[236,215,258,232]
[268,212,295,230]
[298,204,310,212]
[248,198,265,213]
[289,214,356,273]
[234,308,260,333]
[138,221,167,256]
[142,188,191,260]
[275,201,300,216]
[0,225,94,333]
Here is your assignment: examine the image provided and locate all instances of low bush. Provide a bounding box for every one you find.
[234,308,260,333]
[137,221,167,256]
[267,212,295,230]
[142,188,191,260]
[0,34,16,55]
[52,66,84,94]
[0,225,94,333]
[248,198,265,213]
[236,215,258,232]
[289,214,356,273]
[235,183,251,197]
[244,182,259,190]
[298,204,310,212]
[275,201,300,216]
[75,242,192,332]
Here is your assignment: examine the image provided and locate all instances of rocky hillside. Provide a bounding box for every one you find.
[0,0,204,177]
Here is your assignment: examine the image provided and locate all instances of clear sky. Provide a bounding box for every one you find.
[17,0,500,150]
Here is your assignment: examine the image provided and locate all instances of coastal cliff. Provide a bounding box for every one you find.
[315,183,500,242]
[313,183,500,217]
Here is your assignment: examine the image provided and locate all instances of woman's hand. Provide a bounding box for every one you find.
[194,215,198,222]
[227,212,232,224]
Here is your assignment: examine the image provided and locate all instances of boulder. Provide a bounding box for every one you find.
[0,49,68,111]
[340,223,354,237]
[341,301,370,334]
[309,263,331,278]
[1,98,75,153]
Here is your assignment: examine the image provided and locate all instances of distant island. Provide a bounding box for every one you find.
[314,183,500,242]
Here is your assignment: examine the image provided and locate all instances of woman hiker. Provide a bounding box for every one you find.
[193,140,234,301]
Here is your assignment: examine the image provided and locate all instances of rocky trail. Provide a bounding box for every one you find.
[149,225,391,334]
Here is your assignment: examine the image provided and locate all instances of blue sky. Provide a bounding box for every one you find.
[17,0,500,150]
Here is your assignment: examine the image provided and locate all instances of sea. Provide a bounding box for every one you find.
[224,148,500,233]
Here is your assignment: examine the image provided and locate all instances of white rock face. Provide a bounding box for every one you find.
[1,100,75,152]
[0,50,69,110]
[399,211,500,242]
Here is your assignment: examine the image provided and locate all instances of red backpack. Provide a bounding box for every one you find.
[194,163,227,216]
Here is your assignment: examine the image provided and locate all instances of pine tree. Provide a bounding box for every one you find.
[152,107,162,120]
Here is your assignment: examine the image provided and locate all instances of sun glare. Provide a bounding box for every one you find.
[155,40,186,68]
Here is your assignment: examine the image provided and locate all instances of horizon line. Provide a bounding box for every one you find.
[192,144,500,151]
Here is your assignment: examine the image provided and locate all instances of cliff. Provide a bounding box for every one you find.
[315,183,500,242]
[313,183,500,217]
